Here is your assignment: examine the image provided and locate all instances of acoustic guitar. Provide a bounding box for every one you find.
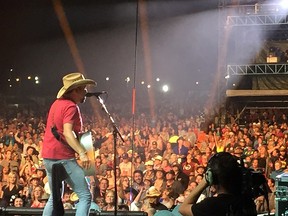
[79,131,95,176]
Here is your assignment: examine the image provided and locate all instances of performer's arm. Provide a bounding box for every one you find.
[63,122,90,169]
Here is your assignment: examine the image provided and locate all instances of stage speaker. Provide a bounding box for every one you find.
[275,173,288,216]
[0,207,147,216]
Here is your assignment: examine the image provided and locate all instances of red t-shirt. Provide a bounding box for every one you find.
[42,99,82,159]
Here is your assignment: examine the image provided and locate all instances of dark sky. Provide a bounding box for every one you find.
[0,0,220,102]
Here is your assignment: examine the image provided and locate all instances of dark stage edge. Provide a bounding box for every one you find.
[0,207,147,216]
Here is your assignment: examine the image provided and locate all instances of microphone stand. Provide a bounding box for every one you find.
[96,96,125,216]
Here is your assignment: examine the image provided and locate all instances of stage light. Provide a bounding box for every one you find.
[141,81,145,85]
[156,78,160,82]
[16,78,20,82]
[162,85,169,92]
[125,77,130,83]
[147,84,151,89]
[279,0,288,10]
[106,77,109,81]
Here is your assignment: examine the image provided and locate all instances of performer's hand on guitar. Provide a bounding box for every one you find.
[79,151,91,169]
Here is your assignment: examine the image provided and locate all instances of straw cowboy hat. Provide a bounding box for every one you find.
[38,193,50,202]
[57,72,97,99]
[144,160,154,166]
[146,186,161,198]
[153,155,163,161]
[70,192,79,202]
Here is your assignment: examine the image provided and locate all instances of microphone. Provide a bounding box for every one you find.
[85,91,107,97]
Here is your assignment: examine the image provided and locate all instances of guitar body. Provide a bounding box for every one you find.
[79,131,95,176]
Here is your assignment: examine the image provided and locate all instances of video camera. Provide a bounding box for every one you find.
[235,156,269,200]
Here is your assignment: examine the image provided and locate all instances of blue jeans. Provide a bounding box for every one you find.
[42,159,91,216]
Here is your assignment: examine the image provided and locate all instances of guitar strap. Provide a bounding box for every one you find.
[50,105,74,151]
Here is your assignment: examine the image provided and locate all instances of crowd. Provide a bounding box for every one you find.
[0,105,287,215]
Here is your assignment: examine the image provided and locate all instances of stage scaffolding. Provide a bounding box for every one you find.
[217,1,288,124]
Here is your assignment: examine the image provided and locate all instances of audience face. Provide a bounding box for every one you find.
[36,170,45,179]
[95,197,105,209]
[201,155,208,165]
[177,139,183,147]
[144,179,152,188]
[121,177,130,188]
[280,149,286,157]
[14,197,24,207]
[24,166,31,176]
[252,151,259,158]
[3,166,10,175]
[196,167,205,175]
[133,172,143,184]
[166,142,172,150]
[165,173,174,181]
[162,159,169,167]
[267,178,275,188]
[252,159,259,169]
[172,166,180,175]
[135,156,141,164]
[151,143,157,150]
[154,159,161,166]
[106,169,112,177]
[27,147,34,155]
[122,157,129,163]
[161,189,170,199]
[105,191,115,204]
[274,161,282,171]
[146,165,153,171]
[188,181,197,190]
[115,168,121,177]
[186,153,192,160]
[195,175,203,184]
[5,150,12,160]
[62,192,71,203]
[184,189,192,198]
[32,186,44,202]
[156,170,165,179]
[30,178,40,187]
[8,172,18,185]
[99,179,109,192]
[95,157,101,164]
[123,191,133,204]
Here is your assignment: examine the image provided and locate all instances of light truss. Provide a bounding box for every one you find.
[227,14,288,26]
[227,64,288,75]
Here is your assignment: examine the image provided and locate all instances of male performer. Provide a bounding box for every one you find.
[42,72,96,216]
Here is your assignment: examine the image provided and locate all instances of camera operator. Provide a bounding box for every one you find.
[179,152,257,216]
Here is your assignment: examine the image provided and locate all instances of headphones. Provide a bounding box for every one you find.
[205,152,240,186]
[205,153,220,186]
